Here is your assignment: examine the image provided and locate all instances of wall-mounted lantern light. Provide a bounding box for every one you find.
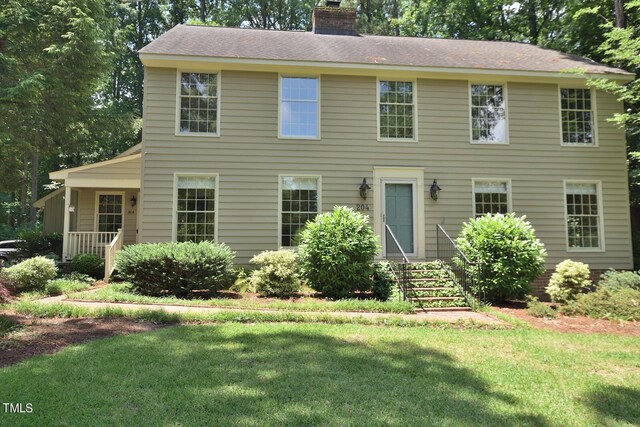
[430,179,442,201]
[359,178,371,200]
[130,195,137,208]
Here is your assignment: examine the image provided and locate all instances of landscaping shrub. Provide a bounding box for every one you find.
[598,269,640,292]
[60,272,95,284]
[299,206,380,299]
[249,249,302,298]
[560,288,640,321]
[525,296,557,319]
[16,230,63,258]
[45,279,91,296]
[229,268,256,293]
[455,213,546,303]
[0,256,58,291]
[372,262,395,301]
[116,241,235,297]
[545,260,591,303]
[71,253,105,279]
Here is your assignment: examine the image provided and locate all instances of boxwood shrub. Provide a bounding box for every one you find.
[116,241,235,297]
[372,262,395,301]
[299,206,380,299]
[0,256,58,291]
[71,253,105,280]
[249,249,301,298]
[456,213,546,303]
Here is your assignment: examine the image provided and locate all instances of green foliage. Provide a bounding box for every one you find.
[560,288,640,321]
[60,272,95,284]
[0,256,58,291]
[71,253,105,280]
[456,213,547,303]
[16,230,62,258]
[299,206,380,299]
[0,314,20,338]
[372,262,395,301]
[249,249,302,298]
[546,260,592,303]
[598,269,640,292]
[228,268,256,293]
[525,296,557,319]
[44,279,91,296]
[116,242,235,297]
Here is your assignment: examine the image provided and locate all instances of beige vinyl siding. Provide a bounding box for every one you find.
[42,191,65,234]
[141,67,632,269]
[67,157,141,182]
[75,189,139,246]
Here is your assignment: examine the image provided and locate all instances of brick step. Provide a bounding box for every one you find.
[405,269,441,273]
[406,277,450,282]
[406,286,453,291]
[416,307,472,312]
[410,296,465,301]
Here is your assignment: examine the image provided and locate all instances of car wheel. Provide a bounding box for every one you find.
[0,257,7,269]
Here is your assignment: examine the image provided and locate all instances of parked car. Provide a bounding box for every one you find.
[0,240,23,268]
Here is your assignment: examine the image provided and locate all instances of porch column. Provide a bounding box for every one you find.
[62,186,71,262]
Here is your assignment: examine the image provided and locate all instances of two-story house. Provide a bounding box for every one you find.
[38,2,634,292]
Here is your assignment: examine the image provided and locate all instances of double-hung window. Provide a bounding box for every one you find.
[473,180,510,217]
[470,84,507,143]
[96,193,123,232]
[279,77,319,138]
[175,175,217,242]
[280,176,320,247]
[379,80,415,140]
[560,88,595,145]
[565,182,602,250]
[178,72,219,134]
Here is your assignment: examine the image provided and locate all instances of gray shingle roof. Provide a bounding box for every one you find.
[139,24,631,76]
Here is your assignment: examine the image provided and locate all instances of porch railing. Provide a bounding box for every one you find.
[66,231,119,260]
[435,224,484,303]
[104,228,123,283]
[384,224,409,300]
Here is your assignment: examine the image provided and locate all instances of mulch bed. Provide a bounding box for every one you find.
[0,314,164,368]
[496,301,640,337]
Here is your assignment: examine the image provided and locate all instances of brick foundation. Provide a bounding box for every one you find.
[530,269,607,301]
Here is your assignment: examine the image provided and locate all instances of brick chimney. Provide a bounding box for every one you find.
[312,1,357,36]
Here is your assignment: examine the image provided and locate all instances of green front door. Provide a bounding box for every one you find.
[384,183,414,254]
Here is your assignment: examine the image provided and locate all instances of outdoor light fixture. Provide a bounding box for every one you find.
[130,195,137,207]
[430,179,442,201]
[359,178,371,200]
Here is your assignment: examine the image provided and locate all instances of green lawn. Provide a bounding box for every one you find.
[1,324,639,426]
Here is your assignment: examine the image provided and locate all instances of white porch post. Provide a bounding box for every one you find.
[62,186,71,262]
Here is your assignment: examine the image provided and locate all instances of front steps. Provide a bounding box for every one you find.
[403,262,470,311]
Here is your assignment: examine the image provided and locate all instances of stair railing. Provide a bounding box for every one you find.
[435,224,484,304]
[384,224,409,300]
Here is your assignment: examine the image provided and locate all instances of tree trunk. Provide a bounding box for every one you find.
[30,152,39,223]
[615,0,626,28]
[200,0,206,22]
[527,1,540,45]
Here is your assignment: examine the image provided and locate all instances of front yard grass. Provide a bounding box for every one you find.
[1,323,639,426]
[68,283,415,314]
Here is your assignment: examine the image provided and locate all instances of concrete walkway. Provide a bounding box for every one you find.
[37,295,502,325]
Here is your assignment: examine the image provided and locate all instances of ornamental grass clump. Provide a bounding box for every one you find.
[249,249,302,298]
[299,206,380,299]
[116,241,234,297]
[546,259,591,303]
[455,213,546,303]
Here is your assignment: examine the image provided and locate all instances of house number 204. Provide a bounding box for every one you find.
[356,204,370,211]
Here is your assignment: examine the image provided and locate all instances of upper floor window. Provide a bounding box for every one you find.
[178,72,218,135]
[565,182,602,250]
[379,81,415,140]
[175,175,216,242]
[470,84,506,143]
[561,88,595,145]
[280,176,320,247]
[473,180,509,217]
[280,77,319,138]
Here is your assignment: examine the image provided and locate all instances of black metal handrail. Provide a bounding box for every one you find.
[384,224,409,300]
[435,224,484,303]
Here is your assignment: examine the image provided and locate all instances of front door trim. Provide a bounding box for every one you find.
[373,167,425,259]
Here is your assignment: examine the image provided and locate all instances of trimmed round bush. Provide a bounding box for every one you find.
[249,249,301,298]
[116,241,235,297]
[0,256,58,291]
[455,213,546,303]
[546,259,591,303]
[71,253,105,279]
[372,261,395,301]
[598,269,640,292]
[299,206,380,299]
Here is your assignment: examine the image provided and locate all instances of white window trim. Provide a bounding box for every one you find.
[278,75,321,140]
[376,78,419,143]
[558,86,599,147]
[171,172,220,243]
[563,179,605,252]
[94,191,125,232]
[175,69,221,137]
[471,178,513,218]
[277,174,322,248]
[468,82,510,145]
